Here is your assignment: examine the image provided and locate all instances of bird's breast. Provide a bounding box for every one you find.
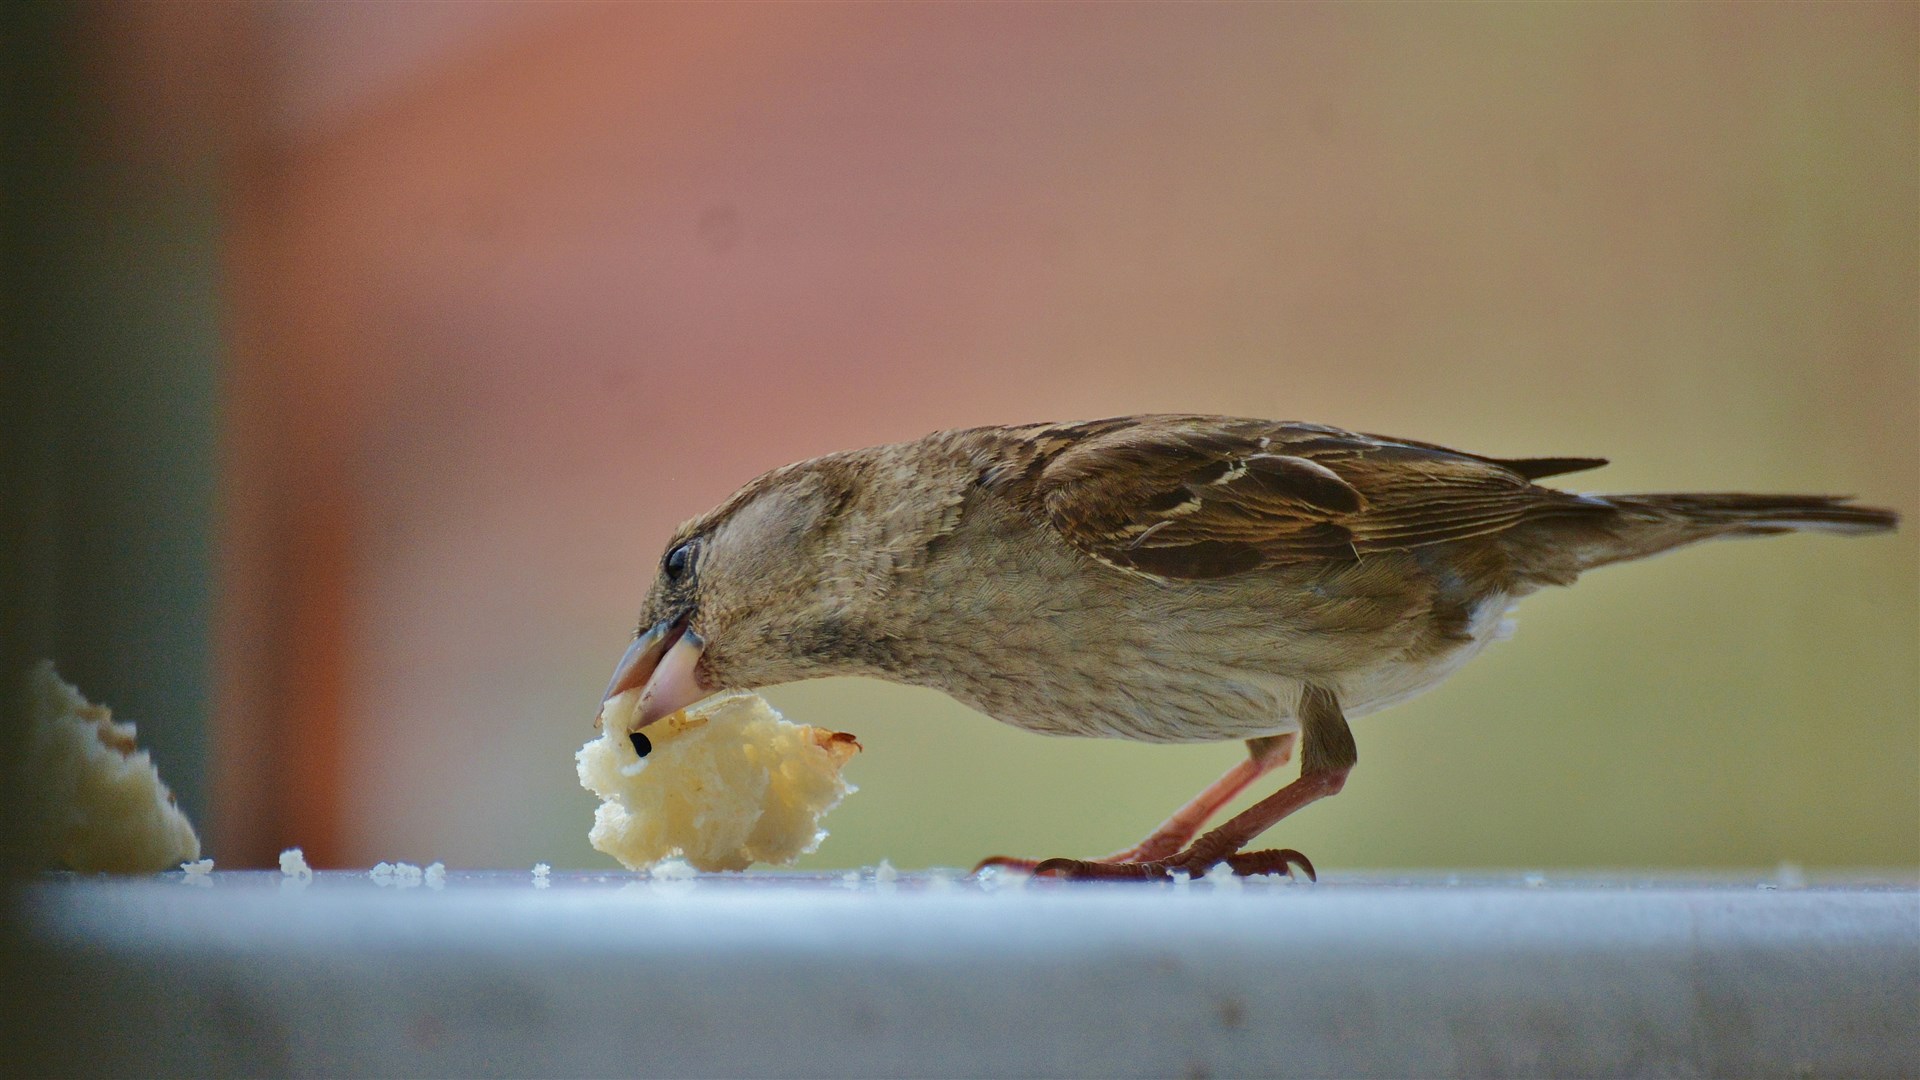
[879,503,1304,742]
[871,488,1517,743]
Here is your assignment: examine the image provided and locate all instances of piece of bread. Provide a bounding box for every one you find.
[576,690,859,872]
[21,661,202,873]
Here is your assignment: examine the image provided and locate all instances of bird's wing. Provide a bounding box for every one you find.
[1028,416,1606,580]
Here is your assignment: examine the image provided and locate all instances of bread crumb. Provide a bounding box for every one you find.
[279,847,313,878]
[1200,864,1242,889]
[873,859,899,885]
[371,861,424,888]
[577,690,859,873]
[19,662,202,873]
[974,864,1029,891]
[181,858,214,875]
[424,861,446,888]
[650,857,696,880]
[647,857,697,892]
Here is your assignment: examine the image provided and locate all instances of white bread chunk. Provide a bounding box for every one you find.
[576,689,858,872]
[22,661,202,873]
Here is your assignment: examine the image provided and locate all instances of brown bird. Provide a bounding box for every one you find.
[601,415,1897,879]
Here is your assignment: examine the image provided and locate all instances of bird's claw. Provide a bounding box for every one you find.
[1224,847,1316,881]
[976,842,1177,875]
[1032,857,1172,880]
[1024,845,1316,882]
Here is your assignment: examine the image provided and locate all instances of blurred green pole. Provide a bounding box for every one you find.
[1,0,222,856]
[4,10,227,1071]
[2,0,72,879]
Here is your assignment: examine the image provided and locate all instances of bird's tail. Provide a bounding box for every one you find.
[1607,492,1899,536]
[1566,492,1899,573]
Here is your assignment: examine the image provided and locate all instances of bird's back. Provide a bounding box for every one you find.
[869,416,1895,742]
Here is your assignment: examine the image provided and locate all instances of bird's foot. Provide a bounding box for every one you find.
[1224,847,1316,881]
[972,837,1183,875]
[1028,845,1316,882]
[1029,856,1171,880]
[1032,832,1235,879]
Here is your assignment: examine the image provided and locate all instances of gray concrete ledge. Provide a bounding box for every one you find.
[15,870,1920,1078]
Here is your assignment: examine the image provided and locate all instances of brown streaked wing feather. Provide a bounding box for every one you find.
[1031,416,1605,580]
[1494,456,1608,481]
[1350,430,1609,484]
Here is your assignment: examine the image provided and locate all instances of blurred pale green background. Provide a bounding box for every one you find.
[13,3,1914,873]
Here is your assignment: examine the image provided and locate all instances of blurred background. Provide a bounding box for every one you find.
[6,2,1915,875]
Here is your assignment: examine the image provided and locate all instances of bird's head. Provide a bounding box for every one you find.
[600,457,894,729]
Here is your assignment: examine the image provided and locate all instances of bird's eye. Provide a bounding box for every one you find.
[663,541,695,583]
[629,731,652,758]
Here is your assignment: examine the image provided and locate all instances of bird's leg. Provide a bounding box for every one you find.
[1035,768,1346,880]
[1168,766,1347,876]
[972,733,1295,874]
[1034,686,1355,881]
[1101,732,1296,862]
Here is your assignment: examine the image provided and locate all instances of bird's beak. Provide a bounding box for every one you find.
[601,615,711,728]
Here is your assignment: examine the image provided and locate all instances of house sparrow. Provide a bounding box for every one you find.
[602,415,1897,879]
